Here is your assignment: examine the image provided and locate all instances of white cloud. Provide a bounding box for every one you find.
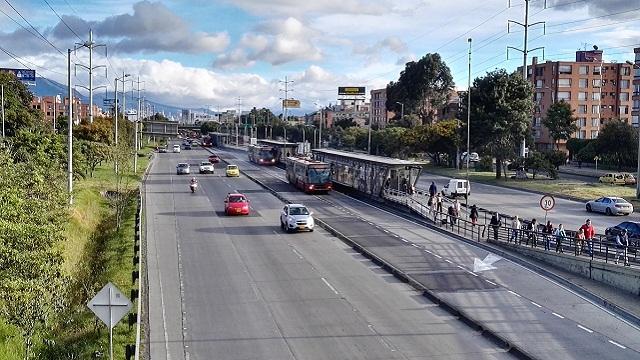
[214,17,322,68]
[221,0,393,17]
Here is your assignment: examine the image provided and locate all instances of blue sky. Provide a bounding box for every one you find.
[1,0,639,114]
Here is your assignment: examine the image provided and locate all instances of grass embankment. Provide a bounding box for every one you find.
[424,165,640,209]
[0,146,155,359]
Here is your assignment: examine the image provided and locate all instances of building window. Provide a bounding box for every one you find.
[557,92,571,101]
[592,92,601,100]
[578,105,587,114]
[593,79,601,87]
[535,92,544,101]
[578,92,587,101]
[622,67,631,76]
[620,79,630,88]
[580,130,587,139]
[558,78,571,87]
[536,79,544,88]
[593,66,601,75]
[579,65,588,75]
[559,65,572,74]
[592,105,600,114]
[633,115,639,127]
[634,99,640,110]
[577,118,586,127]
[620,93,629,101]
[535,67,544,76]
[591,130,599,139]
[579,79,588,88]
[592,118,600,127]
[620,106,629,115]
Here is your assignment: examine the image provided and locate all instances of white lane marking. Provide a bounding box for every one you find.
[552,312,565,319]
[411,244,420,248]
[321,277,339,295]
[530,301,542,308]
[466,270,479,277]
[508,290,522,298]
[457,265,466,270]
[485,280,497,285]
[445,259,453,264]
[291,248,304,260]
[577,325,594,333]
[392,234,399,238]
[434,254,442,259]
[424,249,432,254]
[401,239,409,243]
[608,340,626,349]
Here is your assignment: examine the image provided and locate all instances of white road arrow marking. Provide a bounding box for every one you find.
[473,253,502,272]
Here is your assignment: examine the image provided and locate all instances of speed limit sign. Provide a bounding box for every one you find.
[540,195,555,211]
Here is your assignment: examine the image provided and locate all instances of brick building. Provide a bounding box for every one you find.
[370,88,393,128]
[632,47,640,127]
[519,50,634,151]
[31,95,101,125]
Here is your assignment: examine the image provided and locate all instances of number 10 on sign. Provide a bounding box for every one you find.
[540,195,555,223]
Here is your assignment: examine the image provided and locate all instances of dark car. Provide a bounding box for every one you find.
[183,143,192,150]
[208,154,220,163]
[605,221,640,249]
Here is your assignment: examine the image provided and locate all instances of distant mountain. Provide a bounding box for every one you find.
[28,77,184,118]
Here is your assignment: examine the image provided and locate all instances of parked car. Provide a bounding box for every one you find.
[224,193,250,215]
[172,144,181,153]
[280,204,315,232]
[199,161,214,174]
[442,179,470,198]
[598,173,625,185]
[176,163,190,175]
[586,196,633,216]
[226,164,240,177]
[622,173,637,185]
[460,151,480,162]
[605,221,640,249]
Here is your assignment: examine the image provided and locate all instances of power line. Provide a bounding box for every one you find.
[0,45,66,76]
[2,0,64,55]
[42,0,83,41]
[61,0,79,16]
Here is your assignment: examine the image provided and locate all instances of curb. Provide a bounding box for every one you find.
[209,147,535,360]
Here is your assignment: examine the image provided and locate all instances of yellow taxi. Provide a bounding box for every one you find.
[226,164,240,177]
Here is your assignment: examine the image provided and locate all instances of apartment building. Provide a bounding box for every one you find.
[632,47,640,127]
[31,96,99,125]
[370,88,391,128]
[520,50,634,151]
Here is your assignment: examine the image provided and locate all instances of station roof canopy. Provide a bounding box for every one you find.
[313,148,426,166]
[259,139,298,147]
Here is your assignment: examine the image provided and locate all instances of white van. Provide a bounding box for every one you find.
[442,179,470,198]
[173,144,181,153]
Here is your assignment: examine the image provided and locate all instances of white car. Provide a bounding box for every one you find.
[280,204,315,232]
[461,152,480,162]
[172,144,181,153]
[442,179,470,198]
[586,196,633,216]
[199,161,214,174]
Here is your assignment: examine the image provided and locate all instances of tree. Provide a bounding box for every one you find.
[0,72,43,136]
[371,127,408,157]
[566,138,590,160]
[595,119,637,170]
[525,151,556,179]
[543,100,578,149]
[420,120,461,166]
[386,53,454,124]
[463,69,534,179]
[80,140,111,177]
[74,117,114,144]
[545,150,567,170]
[334,118,357,129]
[200,121,219,134]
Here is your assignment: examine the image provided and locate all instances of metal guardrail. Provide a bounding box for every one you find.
[383,189,486,242]
[487,224,638,266]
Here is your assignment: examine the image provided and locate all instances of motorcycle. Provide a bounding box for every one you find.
[190,182,198,193]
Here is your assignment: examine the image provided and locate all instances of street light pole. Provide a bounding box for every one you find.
[67,49,73,204]
[626,60,640,198]
[466,38,472,181]
[1,85,4,138]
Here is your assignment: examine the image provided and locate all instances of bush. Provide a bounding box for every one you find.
[545,150,567,169]
[476,155,493,172]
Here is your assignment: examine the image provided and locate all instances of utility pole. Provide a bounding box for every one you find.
[280,76,294,141]
[236,98,241,146]
[466,38,472,181]
[132,77,145,173]
[1,85,4,138]
[75,29,106,124]
[67,49,73,204]
[508,0,545,158]
[114,73,130,174]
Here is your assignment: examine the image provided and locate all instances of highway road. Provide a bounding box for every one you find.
[146,145,516,360]
[417,173,640,232]
[209,145,640,360]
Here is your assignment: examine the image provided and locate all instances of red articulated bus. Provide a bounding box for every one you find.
[285,156,332,193]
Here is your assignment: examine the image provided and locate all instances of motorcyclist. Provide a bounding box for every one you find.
[190,177,198,192]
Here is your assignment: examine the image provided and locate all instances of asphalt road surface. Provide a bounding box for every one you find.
[146,145,517,360]
[211,146,640,360]
[418,173,640,233]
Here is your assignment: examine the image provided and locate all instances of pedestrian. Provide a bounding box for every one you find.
[527,218,538,247]
[490,212,502,241]
[436,193,443,213]
[428,196,435,215]
[453,199,461,216]
[580,219,595,256]
[554,224,566,253]
[429,181,437,197]
[615,229,630,266]
[576,228,585,255]
[401,178,408,193]
[448,205,457,226]
[510,215,521,243]
[470,204,479,225]
[543,220,554,251]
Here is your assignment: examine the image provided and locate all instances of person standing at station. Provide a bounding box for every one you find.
[453,199,461,217]
[615,229,630,266]
[510,215,521,243]
[543,221,554,251]
[554,224,566,253]
[435,193,443,214]
[429,181,437,197]
[489,213,502,241]
[580,219,595,256]
[470,204,479,225]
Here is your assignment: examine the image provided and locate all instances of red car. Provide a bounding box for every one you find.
[224,193,250,216]
[208,154,220,164]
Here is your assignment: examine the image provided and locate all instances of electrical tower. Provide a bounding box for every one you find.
[74,29,107,124]
[279,76,294,141]
[507,0,545,157]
